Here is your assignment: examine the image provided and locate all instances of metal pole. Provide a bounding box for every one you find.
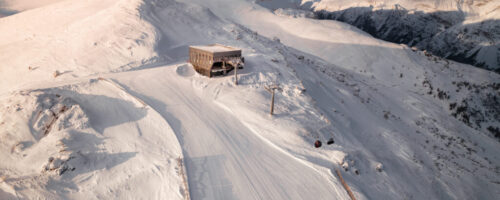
[270,89,275,115]
[336,168,357,200]
[234,64,238,85]
[223,59,227,75]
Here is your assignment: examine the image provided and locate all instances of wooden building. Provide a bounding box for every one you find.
[189,44,244,77]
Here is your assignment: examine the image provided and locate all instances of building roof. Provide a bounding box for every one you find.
[190,44,241,53]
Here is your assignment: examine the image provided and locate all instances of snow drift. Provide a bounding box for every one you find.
[0,80,185,199]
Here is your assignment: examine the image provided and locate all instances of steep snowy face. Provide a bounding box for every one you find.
[303,0,500,18]
[284,0,500,72]
[314,7,500,72]
[259,0,500,18]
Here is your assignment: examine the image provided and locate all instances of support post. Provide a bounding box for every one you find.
[270,89,275,115]
[234,64,238,85]
[265,84,281,116]
[223,58,227,75]
[335,168,357,200]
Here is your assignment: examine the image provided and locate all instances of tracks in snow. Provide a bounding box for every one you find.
[111,66,346,200]
[13,65,346,200]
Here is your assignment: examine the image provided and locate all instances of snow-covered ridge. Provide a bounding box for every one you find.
[0,0,159,93]
[302,0,500,19]
[260,0,500,71]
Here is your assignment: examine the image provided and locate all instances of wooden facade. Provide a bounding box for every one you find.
[189,44,244,77]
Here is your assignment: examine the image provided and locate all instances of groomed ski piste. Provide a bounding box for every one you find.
[0,0,499,199]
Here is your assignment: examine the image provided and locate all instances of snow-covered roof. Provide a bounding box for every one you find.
[190,44,241,53]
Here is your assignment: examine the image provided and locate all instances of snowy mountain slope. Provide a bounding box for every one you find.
[313,6,500,72]
[0,0,70,18]
[283,44,500,199]
[0,0,499,199]
[0,0,67,14]
[0,79,185,199]
[108,65,348,199]
[1,0,349,199]
[141,0,499,198]
[302,0,500,19]
[0,0,159,93]
[288,0,500,72]
[137,0,500,198]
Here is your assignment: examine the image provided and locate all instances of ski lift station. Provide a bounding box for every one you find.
[189,44,244,77]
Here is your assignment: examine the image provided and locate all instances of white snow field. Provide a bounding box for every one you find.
[0,0,499,200]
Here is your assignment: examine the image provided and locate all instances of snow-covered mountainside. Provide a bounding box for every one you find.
[0,0,499,199]
[290,0,500,72]
[0,80,185,199]
[302,0,500,16]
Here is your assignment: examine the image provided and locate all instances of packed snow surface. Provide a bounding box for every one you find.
[0,0,499,200]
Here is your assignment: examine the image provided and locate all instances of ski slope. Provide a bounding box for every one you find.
[0,0,499,199]
[110,65,347,199]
